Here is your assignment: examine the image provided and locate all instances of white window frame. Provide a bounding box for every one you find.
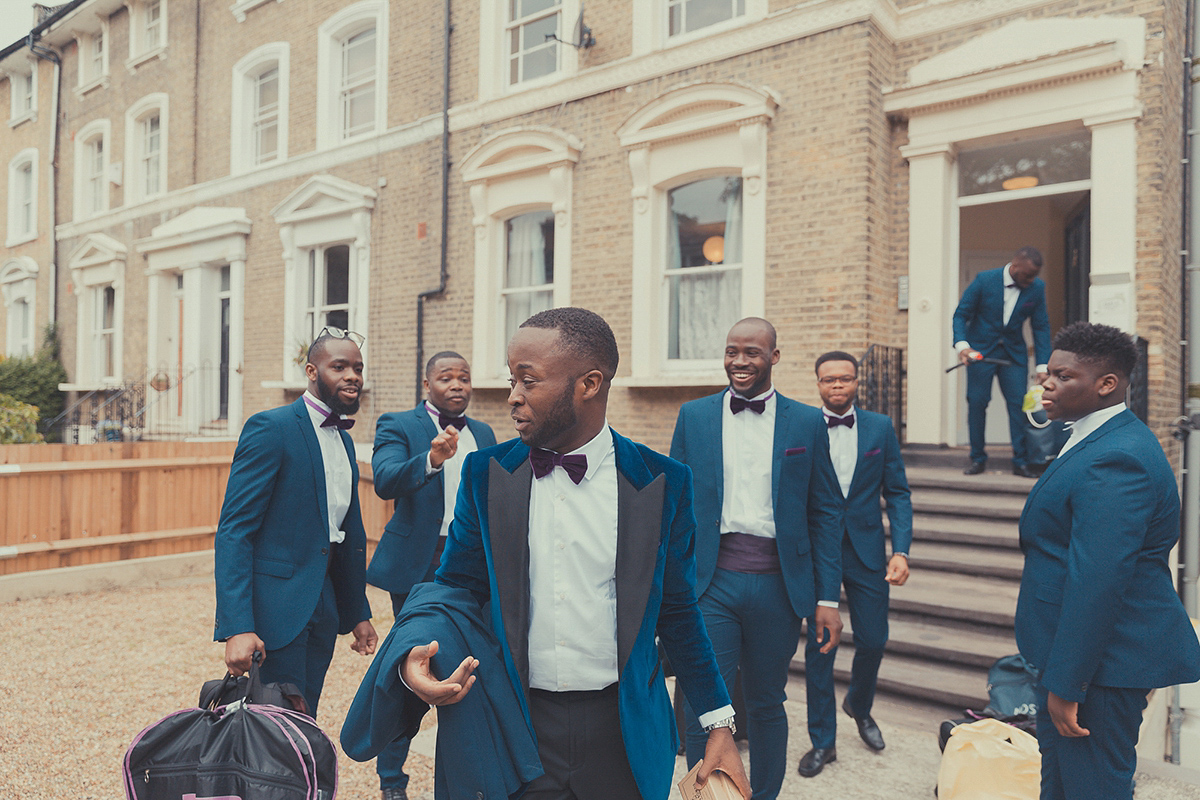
[66,233,127,388]
[231,42,290,174]
[73,19,110,95]
[617,82,775,384]
[125,93,168,202]
[73,119,111,221]
[125,0,168,69]
[315,1,388,150]
[7,149,38,246]
[632,0,766,55]
[461,126,579,385]
[231,0,285,23]
[6,61,37,126]
[1,257,38,358]
[270,175,375,388]
[479,0,581,100]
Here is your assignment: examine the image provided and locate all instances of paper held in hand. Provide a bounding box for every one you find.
[676,760,741,800]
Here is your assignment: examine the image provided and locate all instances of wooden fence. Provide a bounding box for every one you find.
[0,441,393,576]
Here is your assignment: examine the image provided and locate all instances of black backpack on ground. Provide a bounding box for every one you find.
[937,653,1040,752]
[123,654,337,799]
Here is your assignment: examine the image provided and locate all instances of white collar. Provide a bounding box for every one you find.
[1066,402,1127,442]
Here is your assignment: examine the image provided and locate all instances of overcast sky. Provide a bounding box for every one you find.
[0,1,38,51]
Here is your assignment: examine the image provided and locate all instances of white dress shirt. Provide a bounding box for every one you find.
[423,402,478,539]
[302,391,352,544]
[1058,402,1127,457]
[822,406,858,498]
[720,387,777,538]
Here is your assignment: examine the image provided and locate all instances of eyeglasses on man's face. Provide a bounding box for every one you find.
[319,326,366,347]
[817,375,858,386]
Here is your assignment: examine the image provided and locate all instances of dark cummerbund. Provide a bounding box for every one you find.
[716,532,781,574]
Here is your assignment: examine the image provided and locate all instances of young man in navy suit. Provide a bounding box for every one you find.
[366,351,496,800]
[952,246,1052,477]
[1016,322,1200,799]
[797,351,912,777]
[671,317,844,799]
[214,330,378,717]
[399,308,750,800]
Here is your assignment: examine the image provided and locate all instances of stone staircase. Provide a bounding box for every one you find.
[791,446,1035,712]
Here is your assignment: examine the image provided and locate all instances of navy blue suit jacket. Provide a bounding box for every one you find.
[366,404,496,595]
[214,397,372,651]
[434,430,730,800]
[1015,409,1200,703]
[952,267,1052,365]
[839,409,912,571]
[669,391,844,618]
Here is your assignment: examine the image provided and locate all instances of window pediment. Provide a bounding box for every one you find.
[67,233,127,270]
[617,82,778,149]
[1,256,38,284]
[271,174,376,225]
[461,127,582,184]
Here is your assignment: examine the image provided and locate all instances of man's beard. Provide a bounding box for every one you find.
[317,373,360,416]
[525,380,577,450]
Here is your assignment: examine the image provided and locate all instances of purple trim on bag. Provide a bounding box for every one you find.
[259,705,340,798]
[256,708,316,799]
[123,707,210,798]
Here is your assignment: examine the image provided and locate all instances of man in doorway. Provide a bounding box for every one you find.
[366,351,496,800]
[1016,322,1199,799]
[671,317,843,798]
[798,350,912,777]
[214,328,378,717]
[952,245,1051,477]
[392,308,751,799]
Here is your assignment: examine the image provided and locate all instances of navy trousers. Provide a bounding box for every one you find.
[1035,685,1148,800]
[966,358,1029,467]
[259,573,339,718]
[805,537,889,749]
[683,568,804,800]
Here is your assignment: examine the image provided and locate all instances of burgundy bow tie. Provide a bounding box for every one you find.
[730,394,769,414]
[437,413,467,431]
[528,448,588,484]
[321,414,355,431]
[826,414,854,429]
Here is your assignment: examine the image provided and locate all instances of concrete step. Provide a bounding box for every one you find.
[910,540,1025,580]
[905,466,1037,496]
[911,488,1026,522]
[903,445,1013,471]
[887,571,1017,629]
[907,513,1019,549]
[791,643,990,711]
[828,612,1017,669]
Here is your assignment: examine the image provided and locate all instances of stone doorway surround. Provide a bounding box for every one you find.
[884,16,1146,448]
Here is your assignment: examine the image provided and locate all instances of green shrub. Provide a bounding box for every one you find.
[0,323,67,433]
[0,393,44,443]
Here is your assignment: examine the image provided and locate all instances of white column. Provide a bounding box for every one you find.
[902,143,958,446]
[180,263,204,433]
[1085,114,1139,333]
[228,258,245,431]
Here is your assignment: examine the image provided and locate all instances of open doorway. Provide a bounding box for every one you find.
[956,189,1089,447]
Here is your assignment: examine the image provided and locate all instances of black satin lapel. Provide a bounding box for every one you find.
[488,457,532,691]
[616,472,665,675]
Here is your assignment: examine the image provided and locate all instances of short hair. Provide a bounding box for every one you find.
[1014,246,1043,269]
[814,350,859,376]
[1052,322,1138,379]
[425,350,466,378]
[519,307,619,380]
[306,334,335,364]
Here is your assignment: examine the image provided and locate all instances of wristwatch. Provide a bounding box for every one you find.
[702,715,737,736]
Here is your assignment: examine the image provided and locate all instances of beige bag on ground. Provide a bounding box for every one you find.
[936,717,1041,800]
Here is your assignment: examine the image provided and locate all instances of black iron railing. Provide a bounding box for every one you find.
[859,344,905,443]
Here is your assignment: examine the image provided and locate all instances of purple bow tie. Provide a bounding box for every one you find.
[528,448,588,485]
[437,413,467,432]
[306,395,354,430]
[730,391,773,415]
[826,414,854,429]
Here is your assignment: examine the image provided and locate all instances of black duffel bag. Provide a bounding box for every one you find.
[122,654,337,799]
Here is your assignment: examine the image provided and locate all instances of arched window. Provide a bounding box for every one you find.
[231,43,290,173]
[125,93,168,201]
[317,1,388,148]
[7,149,38,245]
[73,119,110,220]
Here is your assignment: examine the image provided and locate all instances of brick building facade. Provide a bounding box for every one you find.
[0,0,1185,460]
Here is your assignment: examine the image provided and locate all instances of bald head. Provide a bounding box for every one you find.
[728,317,777,351]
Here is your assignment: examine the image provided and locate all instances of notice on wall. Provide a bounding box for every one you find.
[1089,281,1134,334]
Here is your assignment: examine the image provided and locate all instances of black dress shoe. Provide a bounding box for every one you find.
[1012,464,1037,478]
[843,697,885,751]
[796,746,837,777]
[963,460,987,475]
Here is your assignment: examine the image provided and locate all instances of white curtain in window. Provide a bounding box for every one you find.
[671,180,742,360]
[504,212,553,344]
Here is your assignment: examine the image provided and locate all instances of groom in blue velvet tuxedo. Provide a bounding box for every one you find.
[399,307,750,800]
[214,330,378,717]
[799,351,912,776]
[671,317,844,798]
[1016,322,1200,799]
[952,246,1052,478]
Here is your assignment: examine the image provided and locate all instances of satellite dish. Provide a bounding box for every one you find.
[545,4,596,49]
